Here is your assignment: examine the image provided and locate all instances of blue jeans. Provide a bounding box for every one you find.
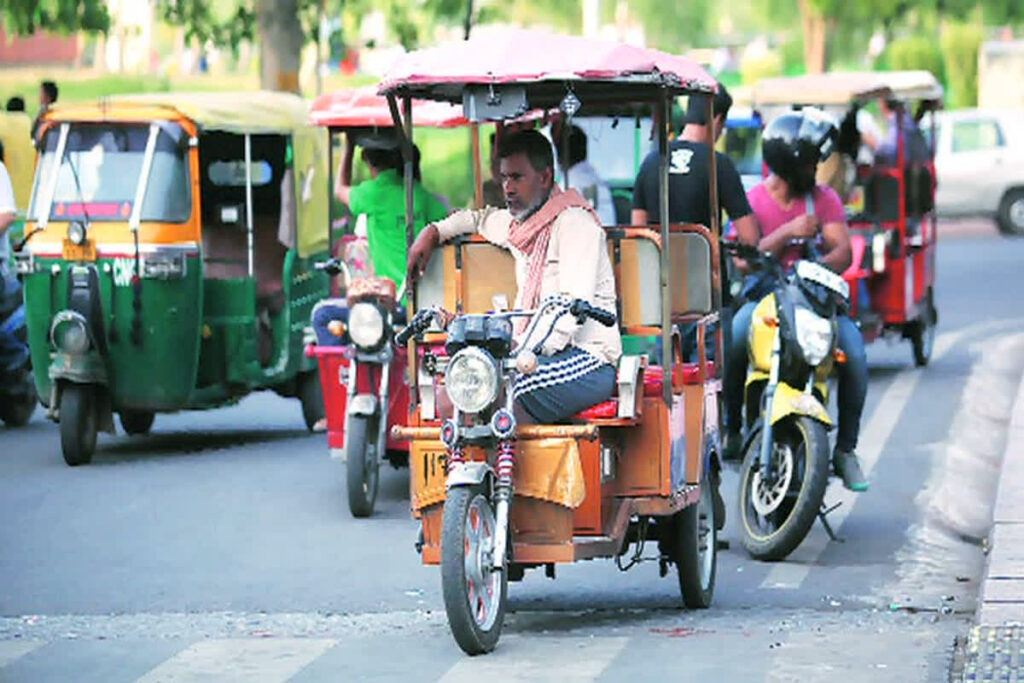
[725,301,867,453]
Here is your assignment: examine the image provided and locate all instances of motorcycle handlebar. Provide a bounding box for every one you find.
[395,308,434,346]
[570,300,617,327]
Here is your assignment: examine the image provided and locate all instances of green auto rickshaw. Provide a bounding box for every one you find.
[16,92,329,465]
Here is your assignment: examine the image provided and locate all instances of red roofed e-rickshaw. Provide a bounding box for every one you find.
[380,29,726,655]
[305,87,470,517]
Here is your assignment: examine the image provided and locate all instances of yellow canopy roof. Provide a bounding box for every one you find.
[0,112,36,211]
[49,91,311,134]
[754,71,944,106]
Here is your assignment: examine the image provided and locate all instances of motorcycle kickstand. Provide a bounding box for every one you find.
[818,501,845,543]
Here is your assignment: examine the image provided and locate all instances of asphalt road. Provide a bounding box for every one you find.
[1,220,1022,682]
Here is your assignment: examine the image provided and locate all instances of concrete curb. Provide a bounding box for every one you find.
[978,369,1024,625]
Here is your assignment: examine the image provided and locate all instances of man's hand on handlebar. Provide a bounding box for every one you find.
[406,224,440,284]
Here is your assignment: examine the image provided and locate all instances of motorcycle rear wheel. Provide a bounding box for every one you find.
[441,484,507,655]
[738,416,830,561]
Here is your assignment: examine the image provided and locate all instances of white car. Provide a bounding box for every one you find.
[930,109,1024,235]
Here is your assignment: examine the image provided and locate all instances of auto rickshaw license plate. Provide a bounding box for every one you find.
[62,239,97,262]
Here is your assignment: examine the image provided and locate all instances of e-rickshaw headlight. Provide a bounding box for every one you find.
[445,347,499,414]
[348,302,385,349]
[793,306,834,366]
[49,311,91,355]
[67,222,87,246]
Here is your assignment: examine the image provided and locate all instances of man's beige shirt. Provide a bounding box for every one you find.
[434,206,622,366]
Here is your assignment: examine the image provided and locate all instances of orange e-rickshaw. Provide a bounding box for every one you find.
[380,29,727,654]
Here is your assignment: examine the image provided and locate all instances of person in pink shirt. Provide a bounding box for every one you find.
[724,110,869,492]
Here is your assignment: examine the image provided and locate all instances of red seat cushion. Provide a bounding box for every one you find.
[641,362,715,395]
[574,400,619,420]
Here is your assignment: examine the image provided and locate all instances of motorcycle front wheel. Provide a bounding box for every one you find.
[441,483,507,655]
[345,415,379,518]
[738,416,830,561]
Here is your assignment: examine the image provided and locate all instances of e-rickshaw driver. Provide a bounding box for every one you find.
[407,129,620,424]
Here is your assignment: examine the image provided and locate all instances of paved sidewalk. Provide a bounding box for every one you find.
[961,371,1024,681]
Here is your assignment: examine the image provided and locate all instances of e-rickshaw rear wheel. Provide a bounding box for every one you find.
[119,410,155,436]
[298,369,325,432]
[670,468,717,608]
[908,289,937,367]
[441,482,507,655]
[60,383,97,467]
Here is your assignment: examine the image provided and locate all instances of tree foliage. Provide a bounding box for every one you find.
[0,0,109,35]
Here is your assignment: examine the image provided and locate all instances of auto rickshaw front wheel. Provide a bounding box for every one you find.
[441,483,507,655]
[60,384,98,467]
[119,410,155,436]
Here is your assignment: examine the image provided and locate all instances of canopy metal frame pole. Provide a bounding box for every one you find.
[658,91,672,407]
[705,95,723,371]
[327,126,336,258]
[386,92,420,405]
[471,123,483,209]
[36,123,69,231]
[244,133,254,278]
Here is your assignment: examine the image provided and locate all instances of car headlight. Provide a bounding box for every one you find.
[348,302,385,349]
[67,222,87,246]
[50,311,90,354]
[794,306,834,366]
[445,347,499,414]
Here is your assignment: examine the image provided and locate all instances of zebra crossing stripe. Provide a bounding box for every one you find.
[438,636,629,682]
[0,640,45,668]
[135,638,336,683]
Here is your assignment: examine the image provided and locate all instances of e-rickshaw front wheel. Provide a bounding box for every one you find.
[441,483,507,655]
[60,383,98,467]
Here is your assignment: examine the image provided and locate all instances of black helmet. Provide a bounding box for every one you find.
[762,109,838,194]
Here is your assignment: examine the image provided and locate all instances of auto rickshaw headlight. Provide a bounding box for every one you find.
[348,302,385,349]
[50,311,90,355]
[793,306,833,366]
[67,222,87,246]
[445,347,499,414]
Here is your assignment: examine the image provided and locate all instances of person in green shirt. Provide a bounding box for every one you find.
[333,133,449,292]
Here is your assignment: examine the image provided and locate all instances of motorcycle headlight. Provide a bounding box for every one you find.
[794,306,834,366]
[348,302,385,349]
[50,311,90,354]
[444,347,499,414]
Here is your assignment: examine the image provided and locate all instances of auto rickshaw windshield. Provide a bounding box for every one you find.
[28,122,191,223]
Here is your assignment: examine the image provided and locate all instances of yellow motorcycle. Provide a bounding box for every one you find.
[725,240,849,560]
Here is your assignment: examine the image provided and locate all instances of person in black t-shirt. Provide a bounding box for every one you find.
[631,82,756,241]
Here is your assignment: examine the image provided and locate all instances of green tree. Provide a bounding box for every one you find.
[0,0,109,34]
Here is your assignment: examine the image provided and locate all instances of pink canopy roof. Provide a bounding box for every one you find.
[378,29,716,103]
[309,86,468,128]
